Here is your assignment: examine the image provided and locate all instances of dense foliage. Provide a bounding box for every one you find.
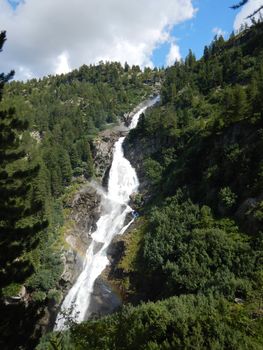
[0,30,47,297]
[142,191,261,300]
[123,20,263,296]
[38,294,263,350]
[0,31,49,349]
[128,20,263,224]
[44,20,263,350]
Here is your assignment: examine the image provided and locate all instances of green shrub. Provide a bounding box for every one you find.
[1,283,22,298]
[219,186,237,209]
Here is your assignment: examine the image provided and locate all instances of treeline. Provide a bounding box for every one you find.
[41,20,263,349]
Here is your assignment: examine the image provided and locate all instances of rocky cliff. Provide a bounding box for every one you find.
[92,99,155,186]
[92,127,127,186]
[60,183,102,290]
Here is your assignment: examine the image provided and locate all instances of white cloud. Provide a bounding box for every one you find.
[212,27,227,37]
[233,0,263,31]
[18,65,33,80]
[55,52,71,75]
[166,42,181,66]
[0,0,195,80]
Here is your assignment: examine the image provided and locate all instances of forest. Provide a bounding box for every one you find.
[1,9,263,350]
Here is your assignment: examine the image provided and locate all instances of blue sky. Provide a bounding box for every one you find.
[152,0,238,66]
[7,0,20,9]
[1,0,261,80]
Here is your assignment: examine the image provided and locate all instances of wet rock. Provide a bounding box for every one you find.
[92,130,124,184]
[88,276,122,318]
[107,239,125,264]
[93,241,104,255]
[123,135,161,196]
[70,185,102,236]
[55,98,158,324]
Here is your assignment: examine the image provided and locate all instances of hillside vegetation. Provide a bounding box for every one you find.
[0,51,159,349]
[39,20,263,349]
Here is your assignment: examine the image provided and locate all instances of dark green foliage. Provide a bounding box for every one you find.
[26,230,63,301]
[125,22,263,300]
[126,20,263,218]
[0,31,47,292]
[142,191,258,299]
[40,295,263,350]
[0,301,45,350]
[0,31,50,350]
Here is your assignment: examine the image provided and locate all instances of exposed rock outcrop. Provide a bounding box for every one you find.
[123,135,160,193]
[92,98,156,186]
[3,286,28,306]
[60,183,102,290]
[92,130,122,183]
[122,97,161,196]
[235,192,263,234]
[88,276,122,318]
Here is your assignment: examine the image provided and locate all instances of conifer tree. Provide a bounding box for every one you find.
[0,31,47,294]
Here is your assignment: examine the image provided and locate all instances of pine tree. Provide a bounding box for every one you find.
[59,148,72,185]
[0,31,47,294]
[203,45,210,62]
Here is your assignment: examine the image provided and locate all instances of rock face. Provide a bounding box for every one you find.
[60,183,102,290]
[235,192,263,234]
[92,98,155,186]
[88,276,122,318]
[92,126,128,186]
[37,183,103,334]
[125,138,159,188]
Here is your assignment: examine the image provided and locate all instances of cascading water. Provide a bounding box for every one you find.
[55,96,159,330]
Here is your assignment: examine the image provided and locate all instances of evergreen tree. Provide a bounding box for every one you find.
[0,31,47,293]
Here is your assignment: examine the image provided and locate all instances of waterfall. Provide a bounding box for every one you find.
[54,96,159,330]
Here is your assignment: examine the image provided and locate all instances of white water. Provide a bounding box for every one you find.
[55,96,159,330]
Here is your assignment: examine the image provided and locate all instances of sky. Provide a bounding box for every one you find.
[0,0,262,80]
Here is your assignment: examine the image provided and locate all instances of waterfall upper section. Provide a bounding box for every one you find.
[55,96,159,331]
